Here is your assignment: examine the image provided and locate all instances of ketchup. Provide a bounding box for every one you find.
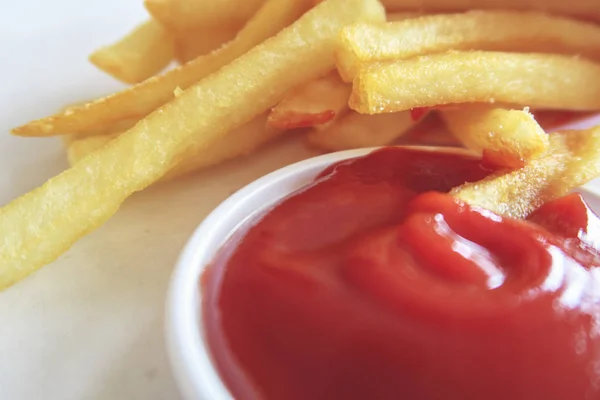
[204,147,600,400]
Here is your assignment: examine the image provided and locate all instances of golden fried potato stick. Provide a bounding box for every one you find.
[66,133,118,164]
[336,11,600,82]
[440,105,549,168]
[67,115,280,181]
[350,52,600,114]
[146,0,266,30]
[313,0,600,21]
[173,24,241,64]
[165,116,281,180]
[452,126,600,219]
[13,0,313,137]
[0,0,386,289]
[268,72,351,130]
[54,100,99,145]
[61,118,139,145]
[381,0,600,23]
[307,110,414,150]
[89,19,174,84]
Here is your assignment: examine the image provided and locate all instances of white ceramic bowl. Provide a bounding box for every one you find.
[165,146,600,400]
[166,148,379,400]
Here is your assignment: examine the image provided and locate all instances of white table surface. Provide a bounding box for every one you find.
[0,2,317,399]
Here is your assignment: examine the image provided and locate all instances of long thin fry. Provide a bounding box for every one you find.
[13,0,312,137]
[336,11,600,81]
[173,24,241,64]
[268,72,351,130]
[89,19,175,84]
[307,111,414,150]
[440,105,549,168]
[61,118,139,145]
[350,52,600,114]
[451,127,600,219]
[67,115,279,181]
[66,133,119,165]
[381,0,600,22]
[0,0,386,289]
[145,0,266,30]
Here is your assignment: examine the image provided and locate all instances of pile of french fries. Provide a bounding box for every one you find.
[2,0,600,289]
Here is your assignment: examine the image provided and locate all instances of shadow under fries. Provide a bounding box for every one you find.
[396,112,462,148]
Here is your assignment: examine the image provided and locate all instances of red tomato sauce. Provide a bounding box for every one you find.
[203,147,600,400]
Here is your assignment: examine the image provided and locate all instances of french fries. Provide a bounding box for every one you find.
[381,0,600,23]
[0,0,386,289]
[165,115,280,180]
[67,114,280,181]
[173,24,241,64]
[268,72,351,130]
[350,52,600,114]
[307,111,414,150]
[61,117,139,145]
[67,133,119,165]
[89,19,175,84]
[440,105,549,168]
[7,0,600,294]
[145,0,266,30]
[336,11,600,81]
[12,0,313,137]
[452,127,600,219]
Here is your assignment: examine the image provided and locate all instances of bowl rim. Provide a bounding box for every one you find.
[164,144,600,400]
[165,147,384,400]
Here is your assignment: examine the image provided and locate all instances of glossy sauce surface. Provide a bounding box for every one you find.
[204,147,600,400]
